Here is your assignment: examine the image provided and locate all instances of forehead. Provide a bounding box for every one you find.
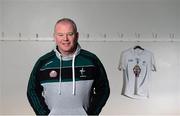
[55,21,74,31]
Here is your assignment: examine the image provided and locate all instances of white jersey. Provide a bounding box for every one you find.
[118,48,156,99]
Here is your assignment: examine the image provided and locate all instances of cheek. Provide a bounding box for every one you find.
[55,37,62,43]
[71,38,78,44]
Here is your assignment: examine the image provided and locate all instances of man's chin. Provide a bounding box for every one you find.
[63,48,74,53]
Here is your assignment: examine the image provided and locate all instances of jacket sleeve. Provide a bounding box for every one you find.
[87,57,110,115]
[27,59,50,115]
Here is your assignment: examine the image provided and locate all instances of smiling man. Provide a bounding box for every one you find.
[54,19,78,56]
[27,18,110,115]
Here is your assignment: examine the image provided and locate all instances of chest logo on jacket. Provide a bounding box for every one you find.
[80,67,86,78]
[49,70,58,78]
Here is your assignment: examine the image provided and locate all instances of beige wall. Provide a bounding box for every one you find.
[0,0,2,113]
[0,0,180,115]
[2,0,180,39]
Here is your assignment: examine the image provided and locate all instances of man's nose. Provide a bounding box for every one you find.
[63,34,68,40]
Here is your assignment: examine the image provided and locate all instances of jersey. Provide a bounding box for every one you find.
[118,47,156,99]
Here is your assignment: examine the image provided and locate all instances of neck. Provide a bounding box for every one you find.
[60,50,75,57]
[58,47,77,57]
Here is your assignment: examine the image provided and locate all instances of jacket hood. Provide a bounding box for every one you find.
[53,43,81,95]
[54,43,81,61]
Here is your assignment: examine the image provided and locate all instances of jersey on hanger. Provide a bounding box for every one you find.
[118,47,156,99]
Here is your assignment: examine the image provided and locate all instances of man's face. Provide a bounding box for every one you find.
[54,22,78,55]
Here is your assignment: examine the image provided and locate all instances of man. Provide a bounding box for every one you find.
[27,18,110,115]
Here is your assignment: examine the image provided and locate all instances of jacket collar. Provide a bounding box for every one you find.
[54,43,81,61]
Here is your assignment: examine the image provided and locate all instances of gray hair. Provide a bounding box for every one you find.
[55,18,77,33]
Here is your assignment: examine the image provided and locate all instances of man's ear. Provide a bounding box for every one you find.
[53,33,57,43]
[76,32,79,40]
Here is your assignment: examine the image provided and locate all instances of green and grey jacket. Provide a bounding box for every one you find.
[27,44,110,115]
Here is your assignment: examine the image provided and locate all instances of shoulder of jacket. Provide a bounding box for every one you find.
[37,50,55,63]
[80,49,99,59]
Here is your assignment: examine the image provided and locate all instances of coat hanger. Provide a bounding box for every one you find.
[134,45,144,50]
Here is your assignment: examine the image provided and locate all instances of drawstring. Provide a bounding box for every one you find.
[72,54,76,95]
[54,44,81,95]
[58,53,76,95]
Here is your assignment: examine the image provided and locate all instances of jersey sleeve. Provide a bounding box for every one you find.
[151,53,157,71]
[118,51,125,71]
[27,59,50,115]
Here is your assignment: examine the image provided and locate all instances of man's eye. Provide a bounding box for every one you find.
[67,32,74,36]
[57,34,64,36]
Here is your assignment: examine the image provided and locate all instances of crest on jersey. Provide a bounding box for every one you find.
[80,67,86,78]
[49,70,57,78]
[133,58,141,78]
[133,65,141,78]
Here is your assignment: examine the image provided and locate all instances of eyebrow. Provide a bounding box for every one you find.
[55,32,75,34]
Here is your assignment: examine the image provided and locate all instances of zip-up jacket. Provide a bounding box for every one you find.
[27,45,110,115]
